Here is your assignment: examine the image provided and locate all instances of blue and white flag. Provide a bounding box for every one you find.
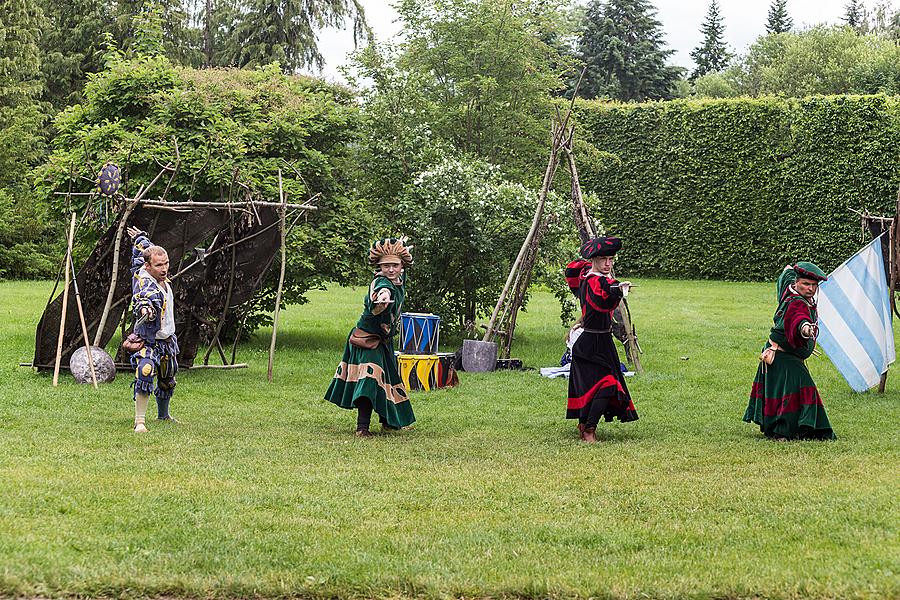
[817,234,896,392]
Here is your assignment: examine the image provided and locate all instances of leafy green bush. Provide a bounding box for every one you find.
[35,55,370,319]
[394,154,572,329]
[720,27,900,98]
[576,94,900,280]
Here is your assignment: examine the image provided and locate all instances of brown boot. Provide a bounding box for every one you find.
[577,423,586,436]
[355,428,374,438]
[581,427,598,443]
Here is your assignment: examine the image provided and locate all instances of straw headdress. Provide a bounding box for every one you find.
[369,237,414,267]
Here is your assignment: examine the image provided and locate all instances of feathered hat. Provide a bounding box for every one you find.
[369,237,414,267]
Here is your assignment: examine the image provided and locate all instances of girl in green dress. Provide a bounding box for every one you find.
[325,238,416,436]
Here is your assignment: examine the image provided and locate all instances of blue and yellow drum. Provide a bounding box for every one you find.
[400,312,441,354]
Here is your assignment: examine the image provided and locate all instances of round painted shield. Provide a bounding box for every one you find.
[97,162,121,196]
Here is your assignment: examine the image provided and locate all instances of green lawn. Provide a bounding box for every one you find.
[0,279,897,600]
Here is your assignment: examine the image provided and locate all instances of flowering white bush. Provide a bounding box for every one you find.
[397,154,569,328]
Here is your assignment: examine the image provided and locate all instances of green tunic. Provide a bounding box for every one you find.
[324,274,415,428]
[744,268,835,440]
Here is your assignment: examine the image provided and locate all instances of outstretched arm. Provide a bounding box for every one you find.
[584,275,624,313]
[784,299,815,348]
[128,226,153,275]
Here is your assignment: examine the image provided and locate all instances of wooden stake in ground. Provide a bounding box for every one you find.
[268,170,288,382]
[53,213,77,386]
[70,256,99,389]
[94,201,135,346]
[881,186,900,393]
[483,120,569,344]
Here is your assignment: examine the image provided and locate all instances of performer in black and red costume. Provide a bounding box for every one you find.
[564,236,639,443]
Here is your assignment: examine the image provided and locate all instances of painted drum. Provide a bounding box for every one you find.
[400,312,440,355]
[397,353,459,392]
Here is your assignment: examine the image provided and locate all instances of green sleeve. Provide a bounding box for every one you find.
[776,268,796,301]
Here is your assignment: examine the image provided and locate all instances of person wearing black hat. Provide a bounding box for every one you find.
[563,237,639,442]
[744,262,836,441]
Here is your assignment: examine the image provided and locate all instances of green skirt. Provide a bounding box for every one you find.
[744,344,835,440]
[324,333,415,428]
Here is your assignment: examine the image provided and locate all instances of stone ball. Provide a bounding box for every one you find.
[69,346,117,384]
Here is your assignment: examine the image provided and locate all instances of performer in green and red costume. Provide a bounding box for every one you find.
[325,238,416,437]
[744,262,836,441]
[564,236,638,443]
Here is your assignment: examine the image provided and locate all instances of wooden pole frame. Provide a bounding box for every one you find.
[267,170,288,382]
[53,213,77,386]
[93,201,135,346]
[70,255,99,388]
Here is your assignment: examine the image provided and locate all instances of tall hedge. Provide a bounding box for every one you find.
[576,95,900,280]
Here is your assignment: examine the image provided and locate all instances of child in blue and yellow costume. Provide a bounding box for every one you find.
[127,227,179,432]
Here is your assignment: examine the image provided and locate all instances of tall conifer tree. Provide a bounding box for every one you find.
[766,0,793,34]
[844,0,868,32]
[690,0,730,79]
[1,0,45,107]
[220,0,369,72]
[577,0,681,101]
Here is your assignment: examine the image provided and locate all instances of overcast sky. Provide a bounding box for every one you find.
[302,0,855,82]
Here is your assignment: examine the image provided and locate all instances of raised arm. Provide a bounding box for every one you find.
[565,260,590,297]
[128,227,153,276]
[128,227,162,319]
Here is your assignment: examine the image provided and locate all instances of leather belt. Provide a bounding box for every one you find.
[581,327,612,334]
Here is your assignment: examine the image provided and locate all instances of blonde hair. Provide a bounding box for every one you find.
[142,245,168,262]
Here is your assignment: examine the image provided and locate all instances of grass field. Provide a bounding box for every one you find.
[0,279,897,600]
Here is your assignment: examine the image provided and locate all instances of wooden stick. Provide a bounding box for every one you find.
[891,187,900,322]
[268,170,287,382]
[70,255,98,388]
[55,193,319,211]
[151,199,317,210]
[24,361,249,371]
[880,187,900,393]
[94,201,135,346]
[611,265,643,373]
[565,147,595,241]
[230,311,247,365]
[53,213,77,386]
